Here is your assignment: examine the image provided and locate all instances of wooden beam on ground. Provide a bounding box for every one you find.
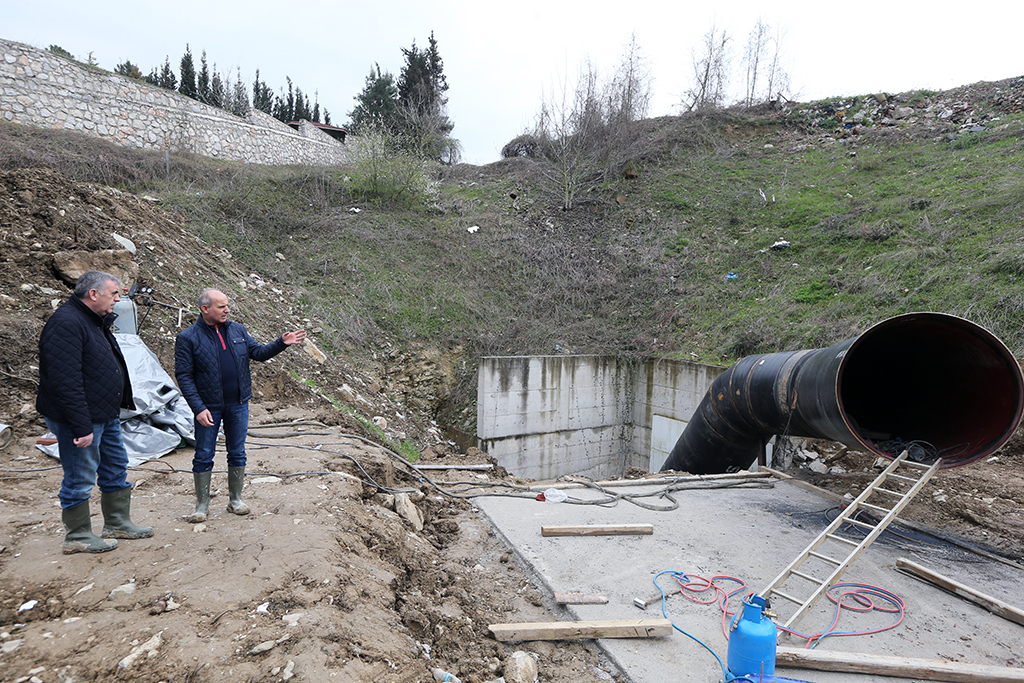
[554,592,608,605]
[489,619,672,642]
[776,646,1024,682]
[896,558,1024,627]
[541,524,653,537]
[529,470,774,491]
[412,464,493,471]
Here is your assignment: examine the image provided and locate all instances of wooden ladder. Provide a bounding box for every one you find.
[760,450,942,629]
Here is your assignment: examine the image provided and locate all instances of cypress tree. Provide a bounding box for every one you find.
[210,66,225,108]
[158,56,177,90]
[197,50,211,104]
[179,45,197,98]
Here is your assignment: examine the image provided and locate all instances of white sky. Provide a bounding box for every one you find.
[4,0,1023,165]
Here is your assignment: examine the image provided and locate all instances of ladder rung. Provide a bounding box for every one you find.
[767,588,803,605]
[873,487,904,497]
[898,460,937,471]
[808,550,842,565]
[825,533,860,547]
[886,473,918,483]
[790,569,825,585]
[843,517,876,531]
[859,502,891,515]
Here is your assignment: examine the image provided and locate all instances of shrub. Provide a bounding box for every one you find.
[347,128,430,206]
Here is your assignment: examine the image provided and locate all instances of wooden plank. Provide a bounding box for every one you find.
[529,470,774,491]
[554,592,608,605]
[896,558,1024,627]
[777,646,1024,682]
[489,619,671,642]
[541,524,653,537]
[412,464,493,471]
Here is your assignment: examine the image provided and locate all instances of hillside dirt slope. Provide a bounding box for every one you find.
[1,157,1023,682]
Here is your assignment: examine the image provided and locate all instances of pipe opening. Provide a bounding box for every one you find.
[840,314,1023,468]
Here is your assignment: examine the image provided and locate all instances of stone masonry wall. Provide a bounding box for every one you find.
[0,38,348,166]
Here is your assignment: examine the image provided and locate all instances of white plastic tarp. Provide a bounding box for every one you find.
[38,333,195,465]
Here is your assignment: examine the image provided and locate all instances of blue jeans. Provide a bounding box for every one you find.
[192,402,249,473]
[46,417,130,509]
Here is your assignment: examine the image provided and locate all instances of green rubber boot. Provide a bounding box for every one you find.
[62,501,118,554]
[227,466,250,515]
[186,471,212,523]
[101,486,154,539]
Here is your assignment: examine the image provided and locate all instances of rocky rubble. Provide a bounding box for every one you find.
[789,74,1024,139]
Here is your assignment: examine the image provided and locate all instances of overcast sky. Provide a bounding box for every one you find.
[4,0,1023,165]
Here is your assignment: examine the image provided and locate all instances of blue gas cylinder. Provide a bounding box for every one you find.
[727,594,777,680]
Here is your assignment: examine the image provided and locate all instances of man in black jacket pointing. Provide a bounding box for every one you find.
[37,270,153,554]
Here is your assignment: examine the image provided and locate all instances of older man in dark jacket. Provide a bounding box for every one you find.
[175,288,305,522]
[37,270,153,554]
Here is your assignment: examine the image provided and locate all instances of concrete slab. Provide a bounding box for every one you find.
[475,476,1024,682]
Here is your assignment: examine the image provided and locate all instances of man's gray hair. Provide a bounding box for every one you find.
[197,289,216,309]
[74,270,121,299]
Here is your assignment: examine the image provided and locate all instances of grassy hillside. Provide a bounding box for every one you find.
[3,77,1023,431]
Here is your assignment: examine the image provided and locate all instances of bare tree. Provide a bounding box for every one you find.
[523,36,654,208]
[684,23,731,111]
[534,62,605,210]
[742,19,791,106]
[763,24,792,104]
[742,19,769,107]
[583,33,655,181]
[608,33,653,126]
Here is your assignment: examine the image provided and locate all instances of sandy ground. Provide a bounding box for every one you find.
[0,410,621,683]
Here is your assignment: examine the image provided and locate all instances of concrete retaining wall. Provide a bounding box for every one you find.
[477,355,725,480]
[0,38,348,166]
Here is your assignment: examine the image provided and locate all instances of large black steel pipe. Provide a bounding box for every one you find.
[661,313,1024,474]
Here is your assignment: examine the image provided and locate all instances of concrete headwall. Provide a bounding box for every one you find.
[0,38,348,166]
[477,355,725,480]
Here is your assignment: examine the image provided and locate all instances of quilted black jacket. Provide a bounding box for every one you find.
[174,317,286,414]
[36,295,134,439]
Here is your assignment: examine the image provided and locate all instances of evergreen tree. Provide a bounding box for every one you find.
[395,31,456,162]
[231,68,250,116]
[179,45,197,98]
[210,66,225,108]
[252,69,274,114]
[323,110,332,126]
[348,64,399,133]
[397,31,449,118]
[294,85,308,121]
[48,45,74,59]
[158,57,177,90]
[114,60,143,79]
[197,50,211,104]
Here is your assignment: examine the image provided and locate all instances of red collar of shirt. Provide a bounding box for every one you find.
[206,321,228,350]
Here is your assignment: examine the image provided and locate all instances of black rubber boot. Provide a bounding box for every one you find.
[186,471,212,523]
[227,466,250,515]
[101,486,154,539]
[63,501,118,554]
